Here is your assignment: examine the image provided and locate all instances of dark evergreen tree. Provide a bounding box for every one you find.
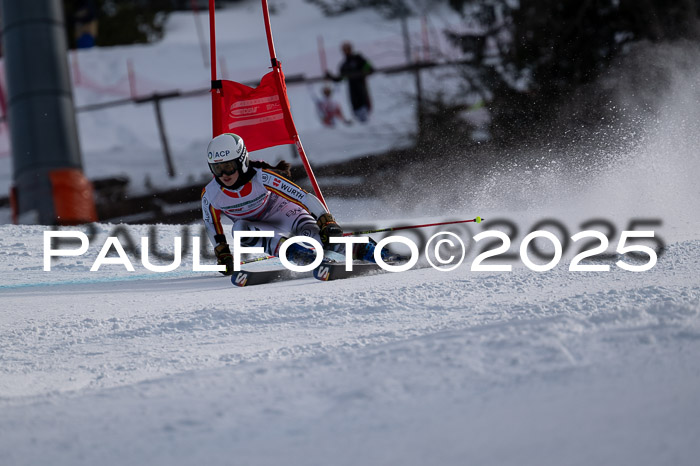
[447,0,700,144]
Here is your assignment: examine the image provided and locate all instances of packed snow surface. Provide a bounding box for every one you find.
[1,1,700,465]
[1,219,699,465]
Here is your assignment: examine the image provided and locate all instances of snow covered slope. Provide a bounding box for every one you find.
[1,2,699,465]
[0,220,699,465]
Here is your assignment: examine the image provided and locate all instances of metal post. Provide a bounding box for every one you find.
[135,92,178,178]
[400,10,412,65]
[1,0,96,224]
[152,96,176,178]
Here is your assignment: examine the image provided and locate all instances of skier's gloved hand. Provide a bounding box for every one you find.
[214,243,234,276]
[317,213,343,249]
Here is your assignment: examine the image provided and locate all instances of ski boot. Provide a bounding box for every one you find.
[283,242,319,266]
[353,239,405,264]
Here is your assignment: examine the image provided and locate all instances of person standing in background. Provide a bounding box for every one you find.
[326,41,374,123]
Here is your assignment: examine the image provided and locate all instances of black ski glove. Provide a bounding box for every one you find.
[317,213,343,249]
[214,243,234,276]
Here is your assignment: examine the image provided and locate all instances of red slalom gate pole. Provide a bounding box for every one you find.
[208,0,217,83]
[208,0,222,137]
[343,217,483,237]
[261,0,329,211]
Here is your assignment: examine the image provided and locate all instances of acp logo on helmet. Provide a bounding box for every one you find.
[208,150,230,160]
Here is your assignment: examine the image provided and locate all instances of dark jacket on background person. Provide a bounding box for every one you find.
[339,52,374,112]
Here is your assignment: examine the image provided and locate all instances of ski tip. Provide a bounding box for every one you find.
[231,272,249,287]
[475,216,482,224]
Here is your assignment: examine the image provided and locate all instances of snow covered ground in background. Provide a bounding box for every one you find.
[1,1,700,464]
[0,1,464,196]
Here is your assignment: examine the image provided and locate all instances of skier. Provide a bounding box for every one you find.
[311,85,353,127]
[201,133,387,276]
[326,41,374,122]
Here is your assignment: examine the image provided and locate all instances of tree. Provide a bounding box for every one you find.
[447,0,700,144]
[64,0,174,48]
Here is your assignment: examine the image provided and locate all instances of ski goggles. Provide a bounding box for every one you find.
[209,160,239,177]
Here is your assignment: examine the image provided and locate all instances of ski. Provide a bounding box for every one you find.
[313,261,401,282]
[232,252,408,286]
[231,268,312,287]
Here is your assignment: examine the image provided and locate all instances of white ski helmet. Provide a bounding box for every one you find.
[206,133,249,176]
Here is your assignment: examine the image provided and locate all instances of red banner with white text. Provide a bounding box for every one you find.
[213,70,295,152]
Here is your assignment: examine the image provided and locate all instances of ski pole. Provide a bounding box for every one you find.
[343,217,483,237]
[240,255,275,265]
